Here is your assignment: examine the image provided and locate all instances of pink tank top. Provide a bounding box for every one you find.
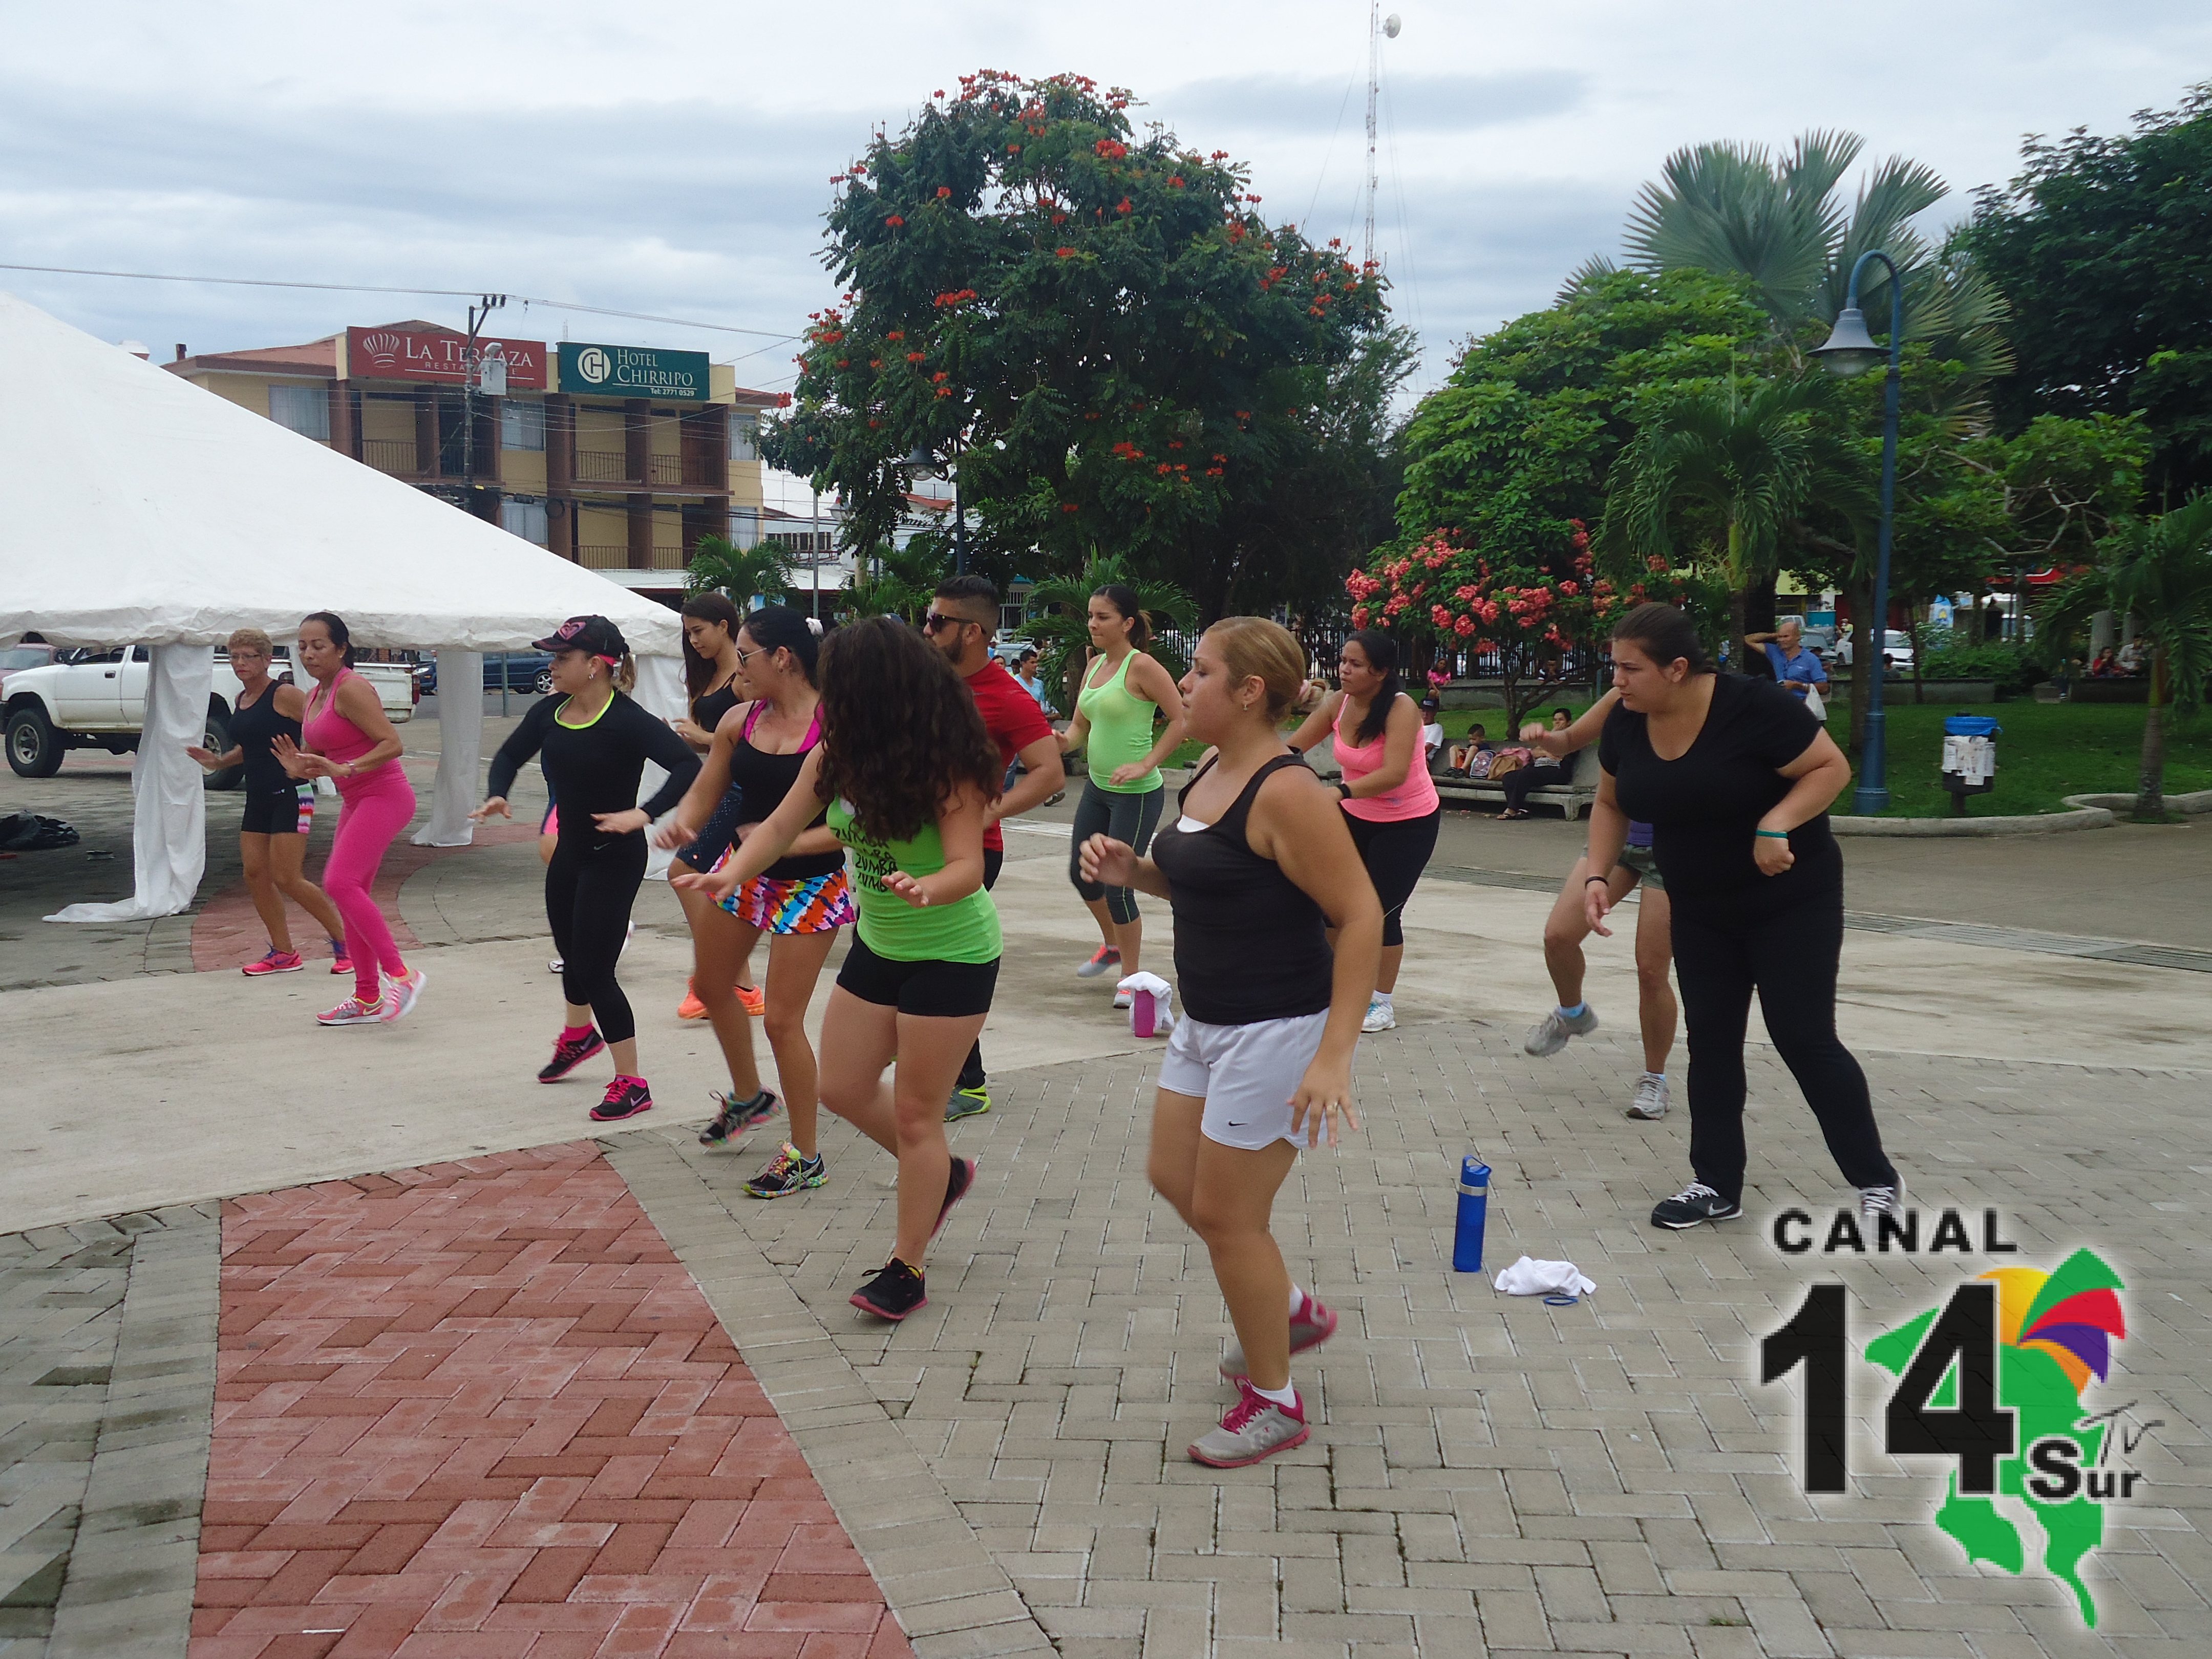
[1332,696,1440,823]
[304,669,404,798]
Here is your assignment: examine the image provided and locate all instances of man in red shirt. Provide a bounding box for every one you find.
[924,576,1067,1118]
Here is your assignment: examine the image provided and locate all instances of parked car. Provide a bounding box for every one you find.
[0,642,58,691]
[1835,629,1917,674]
[406,651,553,698]
[4,646,414,783]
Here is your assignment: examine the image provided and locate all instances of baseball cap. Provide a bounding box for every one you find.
[531,615,628,658]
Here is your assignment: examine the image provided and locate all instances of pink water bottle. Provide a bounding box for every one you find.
[1131,986,1158,1038]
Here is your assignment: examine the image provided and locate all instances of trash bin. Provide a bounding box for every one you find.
[1940,714,2000,813]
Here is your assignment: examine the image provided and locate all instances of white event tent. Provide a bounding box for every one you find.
[0,290,688,922]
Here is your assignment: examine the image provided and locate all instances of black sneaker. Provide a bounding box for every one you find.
[743,1142,827,1199]
[699,1089,779,1146]
[590,1077,653,1123]
[1649,1182,1742,1229]
[932,1156,978,1243]
[944,1086,991,1122]
[850,1258,927,1321]
[538,1028,606,1083]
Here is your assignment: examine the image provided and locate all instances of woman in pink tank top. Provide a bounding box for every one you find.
[273,612,424,1026]
[1288,630,1440,1032]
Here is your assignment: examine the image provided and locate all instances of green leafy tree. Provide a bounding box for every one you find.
[1020,551,1198,712]
[761,70,1405,622]
[1958,84,2212,505]
[1391,267,1769,573]
[686,535,795,605]
[838,539,946,627]
[2036,495,2212,819]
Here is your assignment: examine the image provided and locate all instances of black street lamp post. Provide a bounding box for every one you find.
[1812,249,1904,815]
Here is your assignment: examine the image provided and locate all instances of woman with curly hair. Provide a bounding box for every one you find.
[674,615,1002,1321]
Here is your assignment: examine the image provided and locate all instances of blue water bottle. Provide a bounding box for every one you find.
[1453,1156,1490,1273]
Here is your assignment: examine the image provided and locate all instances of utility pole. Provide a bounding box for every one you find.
[811,488,821,619]
[462,292,507,520]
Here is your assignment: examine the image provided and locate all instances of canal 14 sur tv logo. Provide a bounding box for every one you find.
[1760,1205,2155,1629]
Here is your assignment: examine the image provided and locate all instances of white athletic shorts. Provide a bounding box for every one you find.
[1157,1008,1333,1151]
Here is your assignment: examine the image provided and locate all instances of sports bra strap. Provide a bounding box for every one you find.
[741,699,824,748]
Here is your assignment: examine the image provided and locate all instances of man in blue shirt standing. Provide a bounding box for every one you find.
[1743,619,1828,703]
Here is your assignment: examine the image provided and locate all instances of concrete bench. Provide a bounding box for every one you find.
[1427,745,1602,819]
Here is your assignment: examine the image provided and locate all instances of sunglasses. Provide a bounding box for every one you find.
[919,612,973,634]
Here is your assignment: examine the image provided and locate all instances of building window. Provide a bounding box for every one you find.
[729,415,759,462]
[728,507,760,550]
[269,384,330,440]
[501,401,546,452]
[501,499,550,546]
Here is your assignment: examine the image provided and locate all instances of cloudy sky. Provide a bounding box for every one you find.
[6,0,2207,405]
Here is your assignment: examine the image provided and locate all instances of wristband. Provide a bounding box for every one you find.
[1755,828,1789,838]
[1336,781,1353,799]
[1585,874,1611,885]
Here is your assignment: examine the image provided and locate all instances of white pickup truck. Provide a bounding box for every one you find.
[4,646,416,784]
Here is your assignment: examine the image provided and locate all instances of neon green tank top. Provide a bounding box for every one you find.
[826,798,1002,964]
[1076,651,1163,794]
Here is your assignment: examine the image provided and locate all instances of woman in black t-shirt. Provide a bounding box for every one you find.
[1585,604,1900,1230]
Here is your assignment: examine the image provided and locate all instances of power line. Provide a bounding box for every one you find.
[0,262,799,344]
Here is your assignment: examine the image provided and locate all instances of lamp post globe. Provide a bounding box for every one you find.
[1812,306,1884,378]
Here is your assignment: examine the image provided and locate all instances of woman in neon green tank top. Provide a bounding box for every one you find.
[1057,584,1186,995]
[675,618,1004,1323]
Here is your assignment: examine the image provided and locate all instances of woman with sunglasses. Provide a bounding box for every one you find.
[187,626,350,975]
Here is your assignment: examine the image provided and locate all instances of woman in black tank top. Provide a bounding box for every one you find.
[185,627,349,972]
[656,606,849,1200]
[670,593,763,1020]
[1079,618,1380,1470]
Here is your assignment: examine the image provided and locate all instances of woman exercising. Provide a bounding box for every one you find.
[188,627,351,976]
[672,592,764,1022]
[1287,629,1439,1034]
[271,612,425,1026]
[659,605,850,1198]
[1082,616,1380,1468]
[1059,583,1185,998]
[476,616,700,1122]
[674,615,1002,1322]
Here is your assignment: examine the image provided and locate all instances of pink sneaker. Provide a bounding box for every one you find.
[378,967,427,1024]
[330,939,352,976]
[316,994,385,1027]
[242,949,304,976]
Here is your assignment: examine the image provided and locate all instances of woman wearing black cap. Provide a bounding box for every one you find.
[475,616,701,1122]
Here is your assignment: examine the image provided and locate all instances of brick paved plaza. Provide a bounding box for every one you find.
[2,782,2207,1657]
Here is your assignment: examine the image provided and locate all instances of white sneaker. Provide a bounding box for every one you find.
[1360,996,1396,1033]
[1524,1004,1599,1057]
[1112,988,1133,1009]
[1627,1073,1670,1119]
[378,967,427,1024]
[548,956,564,974]
[1860,1181,1906,1223]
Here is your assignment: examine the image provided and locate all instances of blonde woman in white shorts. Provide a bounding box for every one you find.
[1081,616,1380,1469]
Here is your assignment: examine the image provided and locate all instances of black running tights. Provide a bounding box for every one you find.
[1668,880,1897,1205]
[547,832,647,1044]
[956,848,1005,1093]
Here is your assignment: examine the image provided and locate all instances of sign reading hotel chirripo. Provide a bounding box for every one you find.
[345,327,546,388]
[558,342,711,401]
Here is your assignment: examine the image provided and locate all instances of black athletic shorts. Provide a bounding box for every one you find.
[241,784,314,836]
[835,933,999,1017]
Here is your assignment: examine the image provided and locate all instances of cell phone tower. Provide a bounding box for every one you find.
[1363,6,1401,271]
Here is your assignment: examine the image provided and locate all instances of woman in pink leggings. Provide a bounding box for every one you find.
[272,611,427,1026]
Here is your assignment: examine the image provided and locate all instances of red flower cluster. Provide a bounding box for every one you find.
[935,185,952,199]
[933,288,979,308]
[1116,197,1132,215]
[1111,440,1145,461]
[1094,138,1129,160]
[1167,175,1185,188]
[1055,246,1077,258]
[884,215,905,228]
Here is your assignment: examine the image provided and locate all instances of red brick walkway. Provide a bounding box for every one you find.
[189,821,536,972]
[194,1144,911,1659]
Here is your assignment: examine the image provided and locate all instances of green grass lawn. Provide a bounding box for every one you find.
[1845,700,2211,817]
[1148,696,2205,817]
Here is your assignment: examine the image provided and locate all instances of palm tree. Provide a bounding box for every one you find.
[1020,552,1198,712]
[2036,496,2212,819]
[687,534,796,605]
[839,539,943,626]
[1602,375,1871,641]
[1577,130,2012,386]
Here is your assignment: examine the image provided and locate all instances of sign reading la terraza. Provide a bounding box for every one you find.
[557,342,711,401]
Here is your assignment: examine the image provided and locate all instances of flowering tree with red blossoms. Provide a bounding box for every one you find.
[1346,521,1714,730]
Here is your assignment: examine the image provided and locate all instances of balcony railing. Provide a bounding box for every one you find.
[578,544,686,571]
[571,449,720,488]
[363,438,420,476]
